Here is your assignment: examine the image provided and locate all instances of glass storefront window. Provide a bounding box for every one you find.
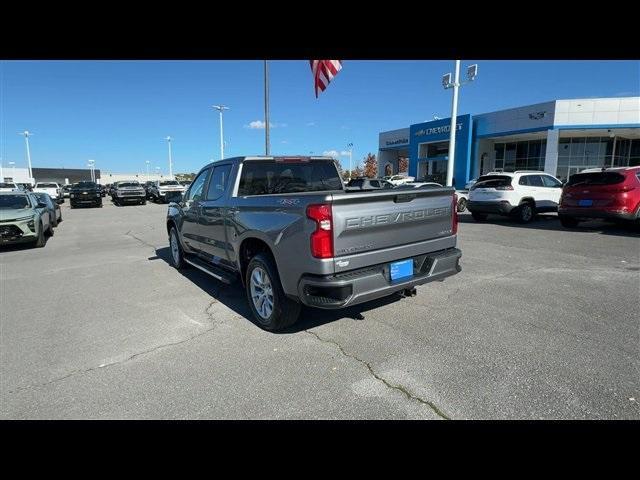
[570,137,586,158]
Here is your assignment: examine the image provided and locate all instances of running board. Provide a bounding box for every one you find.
[184,256,234,284]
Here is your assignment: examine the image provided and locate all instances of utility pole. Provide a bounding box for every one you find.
[165,136,173,178]
[212,105,229,160]
[146,160,150,181]
[347,143,353,180]
[442,62,478,187]
[264,60,270,156]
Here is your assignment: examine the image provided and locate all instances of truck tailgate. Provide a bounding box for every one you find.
[331,188,455,258]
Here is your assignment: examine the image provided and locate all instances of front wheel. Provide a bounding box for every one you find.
[169,227,188,270]
[34,222,46,248]
[245,253,301,331]
[141,199,146,205]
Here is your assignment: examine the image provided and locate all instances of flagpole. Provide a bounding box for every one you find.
[264,60,270,156]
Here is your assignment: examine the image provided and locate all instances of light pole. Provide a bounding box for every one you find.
[442,62,478,187]
[20,131,34,184]
[165,136,173,179]
[145,160,150,181]
[346,143,353,180]
[212,105,229,160]
[87,159,96,182]
[155,166,161,179]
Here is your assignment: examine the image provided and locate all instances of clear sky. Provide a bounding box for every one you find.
[1,60,638,174]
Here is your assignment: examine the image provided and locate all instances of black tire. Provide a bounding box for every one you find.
[471,212,488,222]
[559,215,579,228]
[70,204,75,209]
[169,227,188,270]
[457,197,468,213]
[51,214,58,228]
[34,222,46,248]
[515,202,535,223]
[245,253,301,331]
[58,212,63,223]
[46,222,54,236]
[141,200,147,205]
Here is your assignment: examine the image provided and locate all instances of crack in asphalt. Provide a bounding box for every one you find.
[125,230,158,252]
[304,329,450,420]
[5,300,223,396]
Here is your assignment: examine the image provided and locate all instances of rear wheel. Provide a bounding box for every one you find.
[141,199,147,205]
[51,214,58,228]
[245,253,301,331]
[559,215,579,228]
[457,197,468,212]
[471,212,488,222]
[516,202,535,223]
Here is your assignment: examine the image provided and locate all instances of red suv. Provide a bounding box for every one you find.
[558,166,640,228]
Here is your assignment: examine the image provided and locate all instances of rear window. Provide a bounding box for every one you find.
[347,179,364,188]
[118,182,140,187]
[36,183,58,188]
[238,160,342,196]
[566,172,625,186]
[75,182,97,188]
[159,181,180,186]
[473,175,512,189]
[0,183,17,188]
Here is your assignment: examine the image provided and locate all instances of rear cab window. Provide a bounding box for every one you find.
[238,159,343,196]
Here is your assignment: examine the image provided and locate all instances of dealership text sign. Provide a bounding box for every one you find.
[385,138,409,146]
[414,123,462,137]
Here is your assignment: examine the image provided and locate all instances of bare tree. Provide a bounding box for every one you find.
[362,153,377,178]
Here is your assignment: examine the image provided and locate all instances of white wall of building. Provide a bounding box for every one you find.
[554,97,640,126]
[101,172,173,183]
[0,166,31,183]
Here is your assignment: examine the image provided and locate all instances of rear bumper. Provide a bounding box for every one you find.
[558,207,638,221]
[467,200,515,215]
[71,198,101,206]
[297,247,462,309]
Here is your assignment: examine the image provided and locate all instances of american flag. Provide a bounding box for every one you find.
[310,60,342,98]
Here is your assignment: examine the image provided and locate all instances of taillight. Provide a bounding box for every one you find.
[306,203,333,259]
[452,194,458,235]
[495,185,514,190]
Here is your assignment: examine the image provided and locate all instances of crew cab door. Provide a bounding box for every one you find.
[180,167,211,252]
[198,164,233,265]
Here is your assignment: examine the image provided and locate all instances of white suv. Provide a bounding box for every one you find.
[467,171,563,223]
[385,174,415,186]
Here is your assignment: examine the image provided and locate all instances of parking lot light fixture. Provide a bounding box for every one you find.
[212,105,229,160]
[19,130,34,184]
[165,136,173,179]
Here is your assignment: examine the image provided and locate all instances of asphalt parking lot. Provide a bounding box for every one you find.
[1,198,639,419]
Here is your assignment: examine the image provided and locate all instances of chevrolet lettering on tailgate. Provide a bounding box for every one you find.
[344,207,451,230]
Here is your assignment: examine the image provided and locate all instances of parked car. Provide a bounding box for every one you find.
[32,192,62,227]
[108,184,117,197]
[16,183,33,192]
[467,171,563,223]
[149,180,186,203]
[33,182,63,203]
[97,184,107,197]
[112,181,146,206]
[70,181,103,208]
[0,191,53,247]
[179,180,192,187]
[558,166,640,228]
[345,177,394,190]
[167,156,461,331]
[385,174,415,186]
[0,182,20,192]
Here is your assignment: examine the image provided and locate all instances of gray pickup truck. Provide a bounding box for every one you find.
[166,156,461,331]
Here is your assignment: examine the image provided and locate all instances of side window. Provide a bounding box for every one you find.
[185,168,211,202]
[541,175,562,188]
[206,165,232,200]
[527,175,544,187]
[370,180,380,188]
[519,176,530,186]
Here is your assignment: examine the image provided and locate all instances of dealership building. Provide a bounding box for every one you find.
[378,97,640,186]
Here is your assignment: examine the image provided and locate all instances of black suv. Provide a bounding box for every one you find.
[70,181,103,208]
